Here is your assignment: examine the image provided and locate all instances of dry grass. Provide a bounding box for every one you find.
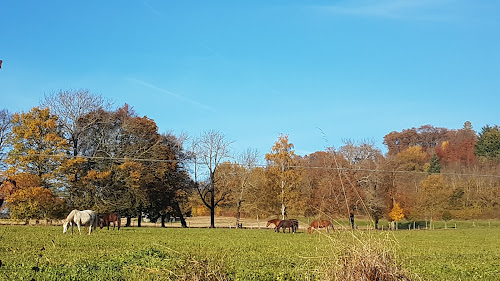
[321,231,418,281]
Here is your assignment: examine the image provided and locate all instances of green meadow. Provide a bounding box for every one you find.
[0,223,499,280]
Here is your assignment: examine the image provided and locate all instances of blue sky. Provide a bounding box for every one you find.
[1,1,499,160]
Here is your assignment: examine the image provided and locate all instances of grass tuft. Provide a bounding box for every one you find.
[321,231,418,280]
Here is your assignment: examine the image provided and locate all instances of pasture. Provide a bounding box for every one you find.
[0,220,499,280]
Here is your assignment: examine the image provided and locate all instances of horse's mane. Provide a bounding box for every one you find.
[64,209,79,222]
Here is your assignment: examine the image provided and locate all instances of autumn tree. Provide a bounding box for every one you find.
[193,130,233,228]
[384,125,448,156]
[7,186,65,223]
[6,107,69,192]
[396,146,428,172]
[4,172,65,222]
[435,121,477,167]
[299,151,347,217]
[415,174,452,223]
[241,166,273,217]
[388,202,404,229]
[73,105,192,227]
[265,134,301,220]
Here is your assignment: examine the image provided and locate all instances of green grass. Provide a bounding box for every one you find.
[0,224,499,280]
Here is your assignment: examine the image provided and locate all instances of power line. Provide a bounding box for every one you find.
[8,153,500,179]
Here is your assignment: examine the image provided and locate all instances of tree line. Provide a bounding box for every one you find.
[0,90,499,227]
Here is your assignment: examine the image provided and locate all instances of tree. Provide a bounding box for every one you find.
[338,139,387,228]
[265,134,300,220]
[72,105,192,228]
[475,125,500,162]
[5,173,65,222]
[396,146,428,172]
[0,109,13,169]
[388,202,404,230]
[383,125,448,156]
[415,174,452,222]
[7,186,65,223]
[235,149,259,227]
[193,130,233,228]
[6,107,69,191]
[428,154,441,174]
[41,89,111,157]
[435,121,477,167]
[299,151,346,217]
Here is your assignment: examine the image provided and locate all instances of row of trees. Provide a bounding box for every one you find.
[1,90,499,227]
[0,91,193,226]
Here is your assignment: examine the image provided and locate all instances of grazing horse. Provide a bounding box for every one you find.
[99,213,121,230]
[63,209,97,235]
[276,219,299,233]
[308,219,333,234]
[267,219,282,231]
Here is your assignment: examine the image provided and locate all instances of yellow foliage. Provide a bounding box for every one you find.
[396,146,427,171]
[85,170,111,180]
[389,202,404,222]
[6,186,64,220]
[441,141,449,149]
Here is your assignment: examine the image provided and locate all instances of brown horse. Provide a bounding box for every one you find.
[308,220,333,234]
[266,219,282,231]
[99,213,121,230]
[276,219,298,233]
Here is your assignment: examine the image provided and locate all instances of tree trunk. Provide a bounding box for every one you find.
[236,200,242,227]
[126,216,132,227]
[137,210,142,227]
[161,214,166,228]
[281,165,286,220]
[173,200,187,228]
[210,192,215,228]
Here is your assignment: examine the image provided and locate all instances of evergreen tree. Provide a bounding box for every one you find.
[428,154,441,174]
[475,125,500,162]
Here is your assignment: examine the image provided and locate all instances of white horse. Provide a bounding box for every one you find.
[62,209,98,235]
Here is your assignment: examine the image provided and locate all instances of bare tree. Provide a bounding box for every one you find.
[0,109,12,169]
[40,89,112,156]
[235,148,259,227]
[338,139,387,229]
[193,130,233,228]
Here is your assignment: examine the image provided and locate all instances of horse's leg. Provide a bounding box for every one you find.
[77,222,82,235]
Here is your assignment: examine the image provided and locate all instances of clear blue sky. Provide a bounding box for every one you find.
[1,1,499,160]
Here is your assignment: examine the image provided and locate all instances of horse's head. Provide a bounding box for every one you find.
[62,220,70,234]
[99,217,105,229]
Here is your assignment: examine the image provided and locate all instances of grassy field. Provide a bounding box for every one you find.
[0,220,499,280]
